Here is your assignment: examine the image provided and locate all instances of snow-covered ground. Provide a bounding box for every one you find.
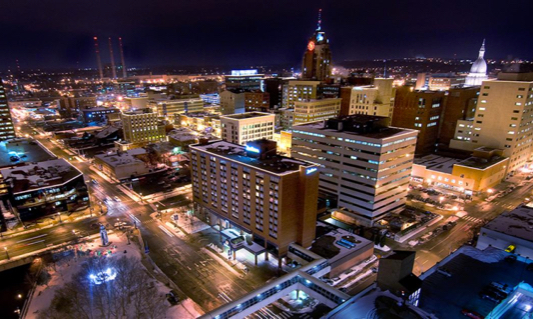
[25,233,202,318]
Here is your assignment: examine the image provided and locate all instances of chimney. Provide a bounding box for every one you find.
[93,37,103,80]
[108,37,117,79]
[118,37,127,78]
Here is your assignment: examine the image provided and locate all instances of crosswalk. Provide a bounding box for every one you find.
[461,215,483,223]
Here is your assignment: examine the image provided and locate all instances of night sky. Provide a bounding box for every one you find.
[1,0,532,69]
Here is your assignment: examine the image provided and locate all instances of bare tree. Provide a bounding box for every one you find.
[39,256,168,319]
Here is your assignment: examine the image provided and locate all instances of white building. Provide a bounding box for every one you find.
[465,40,488,87]
[148,98,204,120]
[291,115,418,226]
[477,204,533,259]
[220,112,275,145]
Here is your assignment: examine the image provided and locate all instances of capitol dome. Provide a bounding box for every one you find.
[465,39,488,86]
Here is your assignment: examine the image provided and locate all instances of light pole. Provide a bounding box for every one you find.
[139,192,143,204]
[57,212,62,223]
[4,246,9,260]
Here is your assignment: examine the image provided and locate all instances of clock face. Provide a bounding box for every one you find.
[307,41,315,51]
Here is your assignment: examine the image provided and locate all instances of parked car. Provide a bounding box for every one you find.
[461,309,484,319]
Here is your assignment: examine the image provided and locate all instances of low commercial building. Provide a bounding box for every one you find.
[339,78,395,118]
[220,112,275,145]
[412,147,508,195]
[149,98,204,119]
[293,98,341,125]
[1,159,89,222]
[190,139,319,261]
[477,204,533,258]
[244,91,270,112]
[93,148,150,180]
[220,89,246,115]
[121,110,166,148]
[178,112,221,137]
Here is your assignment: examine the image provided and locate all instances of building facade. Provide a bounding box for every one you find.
[291,115,418,226]
[340,78,395,118]
[438,86,479,147]
[121,111,166,145]
[190,139,319,257]
[220,112,275,145]
[0,80,16,141]
[149,98,204,119]
[220,89,246,115]
[450,74,533,173]
[293,98,341,125]
[392,87,445,156]
[244,91,270,112]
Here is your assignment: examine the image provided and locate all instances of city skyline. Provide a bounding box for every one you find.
[0,0,532,70]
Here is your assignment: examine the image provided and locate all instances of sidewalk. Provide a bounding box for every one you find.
[1,207,97,240]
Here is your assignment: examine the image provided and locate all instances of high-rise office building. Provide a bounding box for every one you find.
[0,79,16,140]
[391,87,445,156]
[291,115,417,226]
[293,98,341,125]
[121,110,166,145]
[220,112,275,145]
[340,78,396,118]
[190,139,319,260]
[264,77,293,109]
[301,9,332,81]
[450,72,533,173]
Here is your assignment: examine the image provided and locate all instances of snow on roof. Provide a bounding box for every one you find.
[94,148,147,167]
[0,159,82,193]
[483,205,533,242]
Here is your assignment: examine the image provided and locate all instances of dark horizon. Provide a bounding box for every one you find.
[1,0,532,70]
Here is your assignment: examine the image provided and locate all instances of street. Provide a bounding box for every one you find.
[1,123,275,312]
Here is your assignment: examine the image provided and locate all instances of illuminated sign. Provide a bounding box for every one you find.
[245,145,260,153]
[306,167,318,175]
[231,70,258,76]
[316,33,324,42]
[307,41,315,51]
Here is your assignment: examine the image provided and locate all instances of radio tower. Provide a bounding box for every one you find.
[93,37,103,80]
[108,37,117,79]
[118,37,127,78]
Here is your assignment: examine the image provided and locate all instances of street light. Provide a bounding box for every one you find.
[57,212,62,223]
[487,189,494,194]
[4,247,9,260]
[439,196,445,203]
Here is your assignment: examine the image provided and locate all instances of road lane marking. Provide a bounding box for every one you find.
[127,213,141,225]
[158,225,175,238]
[16,233,48,243]
[25,239,46,246]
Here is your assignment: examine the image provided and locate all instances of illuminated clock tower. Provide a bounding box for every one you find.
[301,9,332,81]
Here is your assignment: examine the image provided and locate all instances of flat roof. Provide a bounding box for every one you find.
[191,140,313,175]
[294,121,415,140]
[483,205,533,242]
[418,246,533,318]
[0,138,56,168]
[311,222,373,265]
[414,155,462,174]
[94,148,147,168]
[457,155,508,170]
[220,112,274,120]
[1,158,82,194]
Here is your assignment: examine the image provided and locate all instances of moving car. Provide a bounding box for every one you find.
[113,196,121,202]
